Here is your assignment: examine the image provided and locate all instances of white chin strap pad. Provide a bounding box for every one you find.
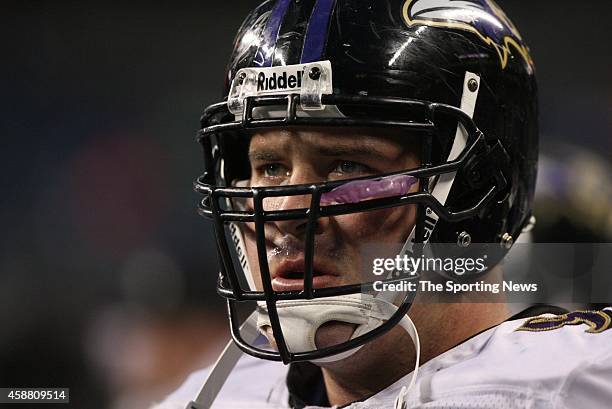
[257,294,396,363]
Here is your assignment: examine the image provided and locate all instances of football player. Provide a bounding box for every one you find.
[154,1,612,408]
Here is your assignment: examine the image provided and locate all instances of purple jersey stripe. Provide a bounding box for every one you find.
[300,0,337,63]
[255,0,293,67]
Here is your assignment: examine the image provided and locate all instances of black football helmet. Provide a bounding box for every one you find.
[194,0,538,364]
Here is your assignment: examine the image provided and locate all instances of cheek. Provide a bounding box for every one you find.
[335,204,417,243]
[333,178,420,243]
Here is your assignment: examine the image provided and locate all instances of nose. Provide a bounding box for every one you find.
[269,193,312,237]
[266,169,328,237]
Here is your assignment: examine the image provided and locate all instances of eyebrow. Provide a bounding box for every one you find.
[314,144,395,161]
[248,150,284,161]
[248,139,404,162]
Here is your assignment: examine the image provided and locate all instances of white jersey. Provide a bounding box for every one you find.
[152,308,612,409]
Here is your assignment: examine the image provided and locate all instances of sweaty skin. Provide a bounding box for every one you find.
[238,127,511,406]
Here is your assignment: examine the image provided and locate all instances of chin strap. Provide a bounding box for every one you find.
[393,313,421,409]
[186,312,260,409]
[256,294,392,363]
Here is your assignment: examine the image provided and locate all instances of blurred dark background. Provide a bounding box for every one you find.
[0,1,610,408]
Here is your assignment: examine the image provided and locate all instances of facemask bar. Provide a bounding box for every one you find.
[194,93,508,363]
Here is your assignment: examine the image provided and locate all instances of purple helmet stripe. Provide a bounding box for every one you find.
[300,0,337,63]
[256,0,293,67]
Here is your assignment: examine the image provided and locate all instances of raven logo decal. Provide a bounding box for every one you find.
[516,310,612,334]
[402,0,533,69]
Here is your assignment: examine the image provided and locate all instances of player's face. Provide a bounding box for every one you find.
[237,127,419,349]
[244,128,419,291]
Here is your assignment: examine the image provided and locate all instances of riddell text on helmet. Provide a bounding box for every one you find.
[257,70,303,93]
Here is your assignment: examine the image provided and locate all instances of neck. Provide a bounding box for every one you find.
[320,271,511,406]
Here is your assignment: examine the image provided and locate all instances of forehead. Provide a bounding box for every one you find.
[248,127,416,153]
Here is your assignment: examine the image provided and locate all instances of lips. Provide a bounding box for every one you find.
[271,258,340,292]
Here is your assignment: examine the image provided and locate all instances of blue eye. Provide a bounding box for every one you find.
[262,163,289,178]
[334,161,368,175]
